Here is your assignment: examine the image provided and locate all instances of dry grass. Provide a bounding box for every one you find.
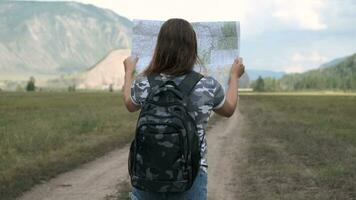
[0,92,138,200]
[240,91,356,96]
[236,94,356,199]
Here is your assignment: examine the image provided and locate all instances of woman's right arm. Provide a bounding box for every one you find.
[122,56,141,112]
[213,58,245,117]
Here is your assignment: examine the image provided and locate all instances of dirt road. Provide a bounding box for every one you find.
[19,112,243,200]
[18,146,131,200]
[207,112,244,200]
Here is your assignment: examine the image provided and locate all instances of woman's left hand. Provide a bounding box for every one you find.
[123,56,139,75]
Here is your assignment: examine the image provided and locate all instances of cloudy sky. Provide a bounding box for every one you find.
[35,0,356,73]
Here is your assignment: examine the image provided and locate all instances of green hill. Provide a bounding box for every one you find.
[279,53,356,91]
[0,1,132,77]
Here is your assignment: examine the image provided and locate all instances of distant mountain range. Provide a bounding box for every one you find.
[0,1,132,77]
[0,1,353,92]
[279,53,356,90]
[246,69,285,80]
[319,56,347,69]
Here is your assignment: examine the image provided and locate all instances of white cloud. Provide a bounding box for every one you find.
[37,0,328,34]
[281,51,328,73]
[79,0,353,73]
[272,0,327,30]
[70,0,249,22]
[292,52,327,63]
[285,66,305,73]
[31,0,356,73]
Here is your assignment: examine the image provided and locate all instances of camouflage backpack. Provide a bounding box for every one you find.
[128,71,203,192]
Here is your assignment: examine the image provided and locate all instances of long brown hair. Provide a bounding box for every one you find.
[143,18,199,76]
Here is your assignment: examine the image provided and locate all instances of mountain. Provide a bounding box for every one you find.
[78,49,129,90]
[320,56,347,69]
[246,69,285,80]
[279,53,356,91]
[45,49,130,90]
[0,1,132,77]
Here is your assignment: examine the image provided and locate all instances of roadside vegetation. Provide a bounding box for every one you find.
[237,94,356,199]
[250,53,356,92]
[0,92,138,199]
[2,92,356,200]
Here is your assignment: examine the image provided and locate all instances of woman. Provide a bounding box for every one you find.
[122,18,244,200]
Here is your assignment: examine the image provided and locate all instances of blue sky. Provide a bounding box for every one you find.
[31,0,356,73]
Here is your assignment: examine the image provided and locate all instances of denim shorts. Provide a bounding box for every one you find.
[129,169,208,200]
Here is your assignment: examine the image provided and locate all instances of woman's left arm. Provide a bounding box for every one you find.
[122,56,141,112]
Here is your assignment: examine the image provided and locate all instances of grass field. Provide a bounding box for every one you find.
[237,94,356,199]
[0,92,138,199]
[2,92,356,200]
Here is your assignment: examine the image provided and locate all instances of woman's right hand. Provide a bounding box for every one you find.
[230,57,245,78]
[123,56,139,76]
[214,57,244,118]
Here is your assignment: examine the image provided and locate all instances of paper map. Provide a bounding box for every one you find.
[132,19,240,88]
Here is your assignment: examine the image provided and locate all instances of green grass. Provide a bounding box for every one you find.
[237,94,356,199]
[240,91,356,96]
[2,92,356,199]
[0,92,138,200]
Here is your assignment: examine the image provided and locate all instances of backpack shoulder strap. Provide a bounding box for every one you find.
[178,71,204,97]
[147,73,164,89]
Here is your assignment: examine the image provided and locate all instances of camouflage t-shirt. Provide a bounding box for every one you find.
[130,73,225,172]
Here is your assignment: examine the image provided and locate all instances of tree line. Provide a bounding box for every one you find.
[251,53,356,92]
